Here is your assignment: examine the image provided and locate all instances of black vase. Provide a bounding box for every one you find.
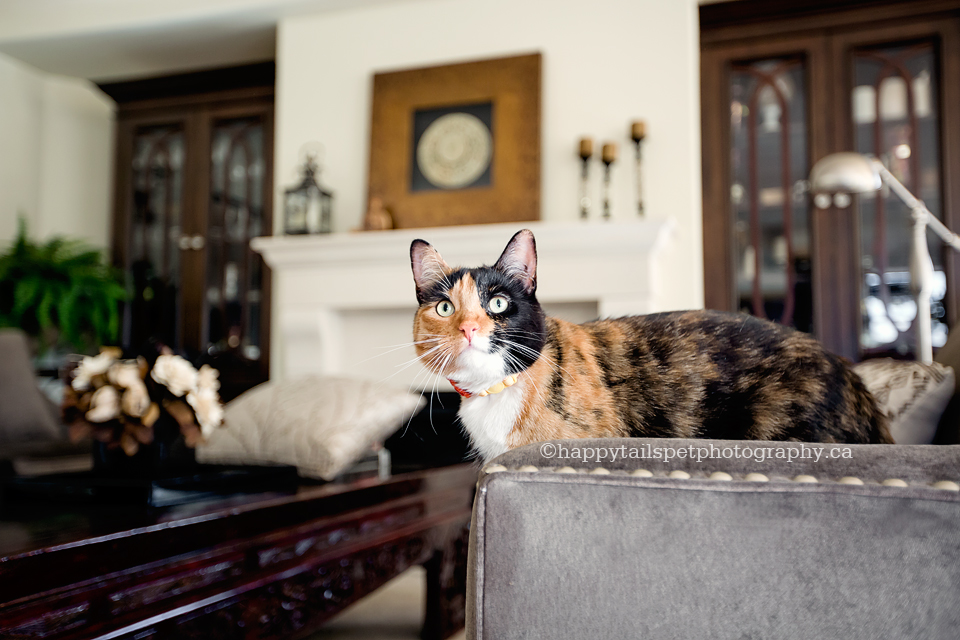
[92,412,196,478]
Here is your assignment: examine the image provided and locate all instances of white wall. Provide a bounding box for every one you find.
[36,77,115,245]
[275,0,704,312]
[0,53,43,244]
[0,0,411,81]
[0,52,115,249]
[0,0,401,42]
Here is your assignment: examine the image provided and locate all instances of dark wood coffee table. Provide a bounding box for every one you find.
[0,464,477,640]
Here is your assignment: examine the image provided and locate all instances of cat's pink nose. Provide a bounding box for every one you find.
[459,321,480,343]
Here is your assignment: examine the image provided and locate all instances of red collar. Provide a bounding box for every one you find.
[448,374,519,399]
[449,379,473,398]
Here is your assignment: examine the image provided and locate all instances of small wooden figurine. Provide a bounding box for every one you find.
[361,197,394,231]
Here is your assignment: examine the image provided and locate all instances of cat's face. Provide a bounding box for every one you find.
[410,229,546,389]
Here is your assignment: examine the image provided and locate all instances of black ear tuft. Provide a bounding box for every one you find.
[410,239,451,303]
[494,229,537,295]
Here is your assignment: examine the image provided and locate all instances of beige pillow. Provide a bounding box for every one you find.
[852,359,955,444]
[196,375,425,480]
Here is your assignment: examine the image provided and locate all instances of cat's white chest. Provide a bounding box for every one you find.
[458,385,525,462]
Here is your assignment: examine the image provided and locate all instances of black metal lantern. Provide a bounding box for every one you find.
[283,154,333,234]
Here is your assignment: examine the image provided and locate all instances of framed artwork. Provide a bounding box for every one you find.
[368,53,541,229]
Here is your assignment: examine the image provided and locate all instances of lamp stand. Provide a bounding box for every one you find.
[911,207,936,363]
[870,158,960,363]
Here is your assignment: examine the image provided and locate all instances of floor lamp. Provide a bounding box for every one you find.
[809,152,960,364]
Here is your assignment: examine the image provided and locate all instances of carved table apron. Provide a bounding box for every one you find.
[0,464,477,640]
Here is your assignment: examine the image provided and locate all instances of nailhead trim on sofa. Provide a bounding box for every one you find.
[481,463,960,491]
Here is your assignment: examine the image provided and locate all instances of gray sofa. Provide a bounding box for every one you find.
[467,438,960,639]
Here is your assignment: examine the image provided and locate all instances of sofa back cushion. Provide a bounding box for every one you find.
[0,329,61,448]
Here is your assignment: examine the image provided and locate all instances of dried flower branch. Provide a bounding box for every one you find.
[63,348,224,457]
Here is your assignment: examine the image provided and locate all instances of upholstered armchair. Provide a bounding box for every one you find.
[467,438,960,639]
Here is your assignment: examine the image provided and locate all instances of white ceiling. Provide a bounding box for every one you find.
[0,0,408,81]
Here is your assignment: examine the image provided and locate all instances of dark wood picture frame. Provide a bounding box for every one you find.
[368,53,541,229]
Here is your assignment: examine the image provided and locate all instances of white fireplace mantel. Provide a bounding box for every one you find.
[252,219,673,386]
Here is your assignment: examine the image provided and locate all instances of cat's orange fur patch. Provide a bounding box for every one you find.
[507,319,624,448]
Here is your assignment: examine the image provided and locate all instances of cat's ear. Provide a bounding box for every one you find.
[495,229,537,295]
[410,239,451,304]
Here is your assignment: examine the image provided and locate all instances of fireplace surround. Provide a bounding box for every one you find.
[252,220,672,389]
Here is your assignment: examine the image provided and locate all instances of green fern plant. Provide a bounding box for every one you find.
[0,219,127,353]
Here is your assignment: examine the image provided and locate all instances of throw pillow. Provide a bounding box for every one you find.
[933,330,960,443]
[196,375,426,480]
[852,358,955,444]
[0,329,62,450]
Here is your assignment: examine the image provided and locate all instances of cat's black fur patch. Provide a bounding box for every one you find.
[470,266,546,374]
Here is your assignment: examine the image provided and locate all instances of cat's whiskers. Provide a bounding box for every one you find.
[401,343,452,424]
[499,326,544,336]
[403,344,457,437]
[353,337,444,368]
[501,350,530,373]
[425,349,457,434]
[498,328,543,338]
[499,340,541,359]
[394,343,445,370]
[373,341,452,391]
[400,365,435,438]
[498,339,553,364]
[501,349,549,404]
[493,348,547,412]
[378,335,445,349]
[421,260,455,293]
[424,343,456,374]
[356,333,448,389]
[496,336,572,379]
[496,329,552,353]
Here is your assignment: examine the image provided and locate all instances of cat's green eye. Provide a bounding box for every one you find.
[436,300,455,317]
[487,296,509,314]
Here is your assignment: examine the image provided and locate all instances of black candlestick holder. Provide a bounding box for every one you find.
[578,138,593,219]
[631,121,646,216]
[601,142,617,220]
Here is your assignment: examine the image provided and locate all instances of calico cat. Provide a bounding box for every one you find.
[410,229,893,462]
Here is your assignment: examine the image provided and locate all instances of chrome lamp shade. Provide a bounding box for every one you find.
[808,152,881,195]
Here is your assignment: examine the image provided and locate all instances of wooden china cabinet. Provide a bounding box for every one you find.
[100,63,274,400]
[701,0,960,361]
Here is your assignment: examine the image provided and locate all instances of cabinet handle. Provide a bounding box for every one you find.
[179,235,206,250]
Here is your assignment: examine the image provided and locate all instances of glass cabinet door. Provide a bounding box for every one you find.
[126,124,186,350]
[117,101,273,400]
[729,57,813,331]
[850,41,948,357]
[206,116,267,367]
[702,7,960,362]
